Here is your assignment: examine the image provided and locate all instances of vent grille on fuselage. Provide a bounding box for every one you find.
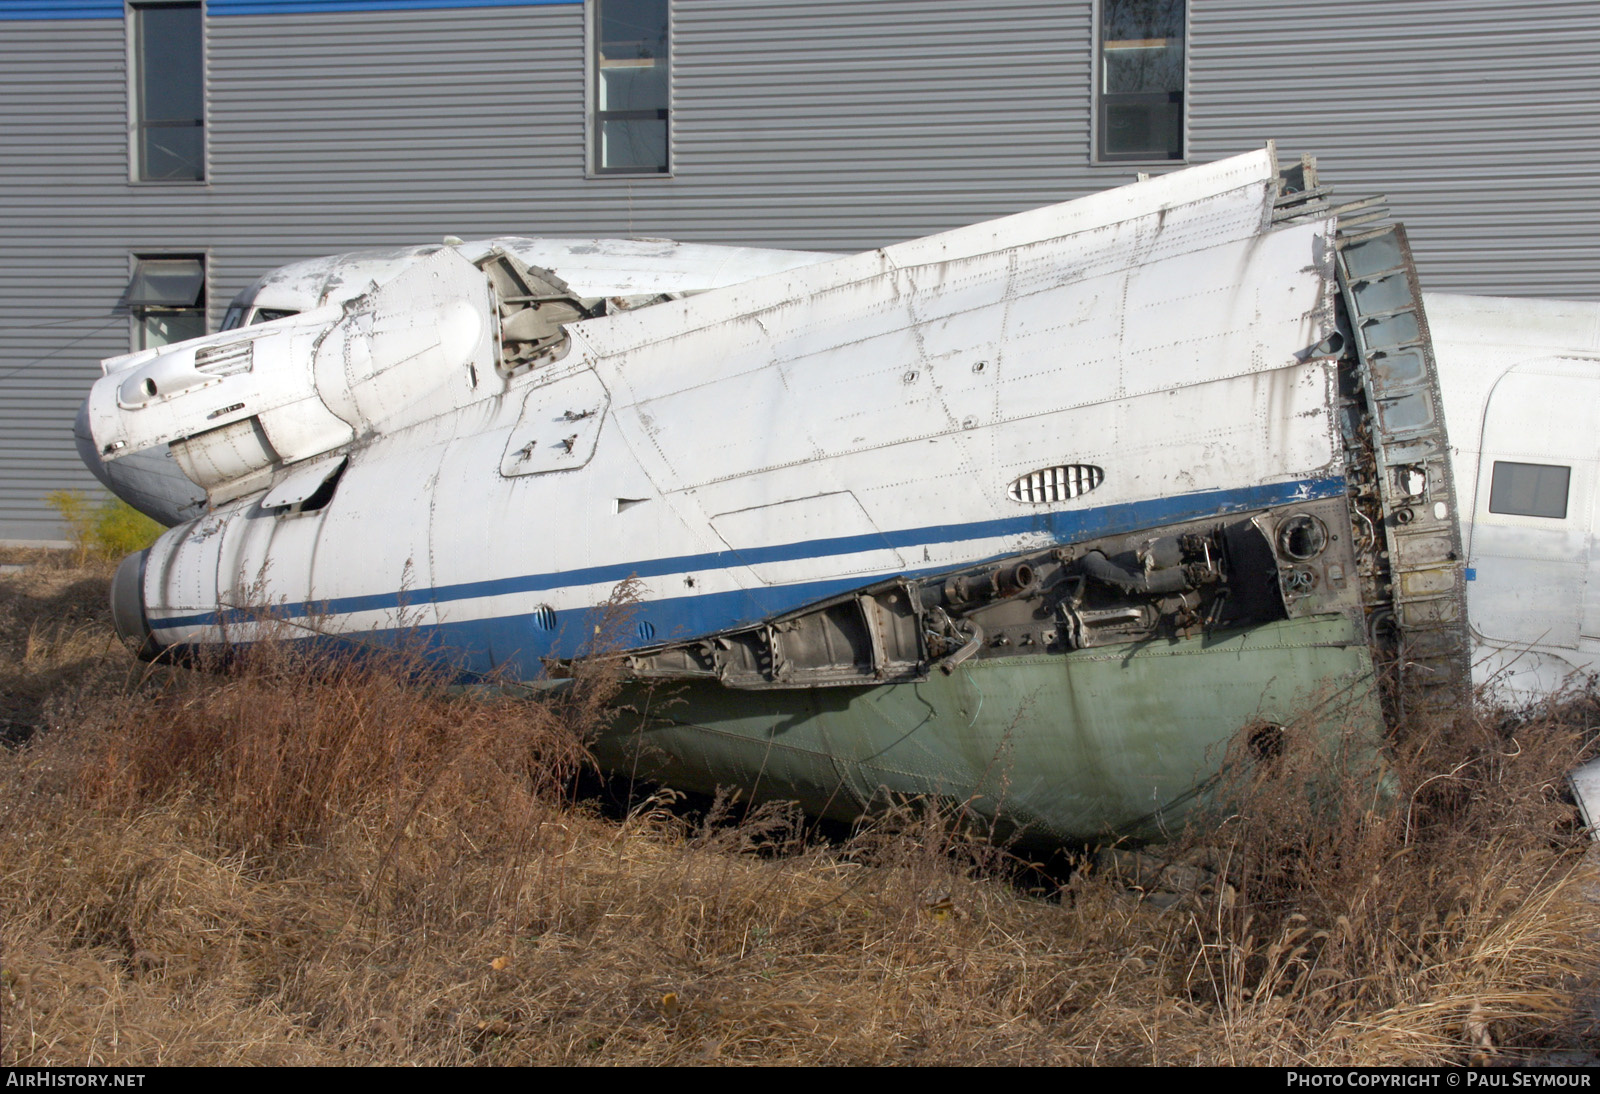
[1007,464,1103,504]
[194,341,254,377]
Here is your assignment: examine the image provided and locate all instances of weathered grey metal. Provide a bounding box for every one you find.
[5,0,1600,540]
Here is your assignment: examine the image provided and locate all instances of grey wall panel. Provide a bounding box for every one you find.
[1189,0,1600,297]
[5,0,1600,540]
[194,1,1102,254]
[0,18,131,542]
[667,0,1103,243]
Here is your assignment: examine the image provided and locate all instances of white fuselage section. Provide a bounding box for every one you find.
[1428,293,1600,699]
[85,149,1353,677]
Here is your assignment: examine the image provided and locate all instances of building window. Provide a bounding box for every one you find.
[1489,461,1571,520]
[590,0,670,175]
[131,2,205,182]
[1096,0,1185,163]
[126,256,207,350]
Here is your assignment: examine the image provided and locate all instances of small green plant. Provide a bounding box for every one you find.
[44,488,163,563]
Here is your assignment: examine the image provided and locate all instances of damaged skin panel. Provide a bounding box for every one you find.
[617,496,1361,691]
[478,249,591,376]
[223,238,843,322]
[601,611,1382,848]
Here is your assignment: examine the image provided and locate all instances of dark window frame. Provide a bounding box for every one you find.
[1093,0,1187,165]
[128,0,206,184]
[126,253,208,351]
[587,0,672,177]
[1488,460,1572,520]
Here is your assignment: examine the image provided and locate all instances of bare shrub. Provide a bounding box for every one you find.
[42,490,161,566]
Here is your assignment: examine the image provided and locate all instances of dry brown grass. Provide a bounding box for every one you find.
[0,549,123,744]
[2,553,1597,1065]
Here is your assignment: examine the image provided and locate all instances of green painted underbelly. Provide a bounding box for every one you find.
[595,612,1382,845]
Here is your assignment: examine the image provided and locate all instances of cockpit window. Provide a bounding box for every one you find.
[221,305,299,331]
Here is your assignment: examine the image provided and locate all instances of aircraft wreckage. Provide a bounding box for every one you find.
[77,147,1600,845]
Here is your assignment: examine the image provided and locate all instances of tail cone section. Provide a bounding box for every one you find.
[111,550,162,661]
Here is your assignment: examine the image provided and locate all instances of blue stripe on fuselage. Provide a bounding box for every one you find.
[149,473,1345,668]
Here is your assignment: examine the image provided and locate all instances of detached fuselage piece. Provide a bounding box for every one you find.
[85,147,1584,845]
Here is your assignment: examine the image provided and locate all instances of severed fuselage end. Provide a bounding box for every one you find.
[81,146,1508,845]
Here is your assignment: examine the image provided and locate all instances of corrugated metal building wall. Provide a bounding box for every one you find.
[1191,0,1600,303]
[2,0,1598,541]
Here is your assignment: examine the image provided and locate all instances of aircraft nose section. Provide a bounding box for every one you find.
[75,397,206,528]
[73,401,111,490]
[110,549,162,660]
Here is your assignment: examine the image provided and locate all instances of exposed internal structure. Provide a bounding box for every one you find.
[609,158,1471,716]
[619,497,1358,691]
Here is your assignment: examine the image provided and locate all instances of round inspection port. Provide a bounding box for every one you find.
[1247,721,1285,761]
[142,378,158,397]
[1276,514,1328,561]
